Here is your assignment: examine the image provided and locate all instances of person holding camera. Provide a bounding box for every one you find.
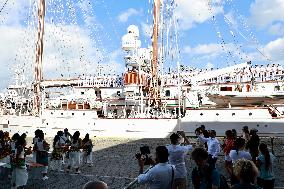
[137,146,175,189]
[166,131,192,189]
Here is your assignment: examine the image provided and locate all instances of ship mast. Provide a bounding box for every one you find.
[33,0,45,115]
[150,0,160,106]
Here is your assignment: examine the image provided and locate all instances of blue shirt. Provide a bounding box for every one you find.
[192,166,220,189]
[138,163,174,189]
[257,153,275,180]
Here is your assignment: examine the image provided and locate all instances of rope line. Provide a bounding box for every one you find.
[0,0,9,14]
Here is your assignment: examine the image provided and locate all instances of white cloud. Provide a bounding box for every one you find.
[175,0,223,30]
[269,23,284,36]
[263,37,284,63]
[118,8,141,23]
[250,0,284,35]
[184,43,222,55]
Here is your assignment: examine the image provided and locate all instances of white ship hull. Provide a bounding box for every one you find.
[1,108,284,138]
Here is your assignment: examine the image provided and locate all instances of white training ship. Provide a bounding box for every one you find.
[1,0,284,138]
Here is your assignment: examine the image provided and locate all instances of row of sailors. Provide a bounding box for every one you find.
[77,65,284,88]
[0,129,93,188]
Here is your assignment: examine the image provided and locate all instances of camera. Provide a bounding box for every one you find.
[135,146,152,165]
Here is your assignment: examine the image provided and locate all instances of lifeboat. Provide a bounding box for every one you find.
[124,72,148,85]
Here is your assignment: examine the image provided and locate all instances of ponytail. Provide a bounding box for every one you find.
[259,143,271,171]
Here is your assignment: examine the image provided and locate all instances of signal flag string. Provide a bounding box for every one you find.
[0,0,9,14]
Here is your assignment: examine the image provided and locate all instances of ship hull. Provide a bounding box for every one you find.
[1,108,284,138]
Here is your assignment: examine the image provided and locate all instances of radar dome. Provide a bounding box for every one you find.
[127,25,139,38]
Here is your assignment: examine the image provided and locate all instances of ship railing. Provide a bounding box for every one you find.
[123,166,152,189]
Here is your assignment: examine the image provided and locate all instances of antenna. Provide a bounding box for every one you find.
[33,0,45,115]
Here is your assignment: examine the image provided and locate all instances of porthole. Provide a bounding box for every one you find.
[61,113,63,115]
[72,113,74,116]
[200,113,203,116]
[232,113,235,116]
[51,112,53,115]
[216,113,219,116]
[257,124,259,127]
[249,112,252,116]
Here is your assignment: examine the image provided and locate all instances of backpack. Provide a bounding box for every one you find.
[192,166,229,189]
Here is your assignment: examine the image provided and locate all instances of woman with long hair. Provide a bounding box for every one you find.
[82,133,93,167]
[11,136,29,188]
[67,131,82,174]
[223,130,235,177]
[34,131,50,180]
[256,143,275,189]
[51,132,65,172]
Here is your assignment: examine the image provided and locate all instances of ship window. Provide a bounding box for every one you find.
[72,113,74,116]
[46,123,48,125]
[165,90,170,97]
[51,112,53,115]
[249,112,252,116]
[265,125,268,127]
[81,92,85,95]
[232,113,235,116]
[200,113,203,116]
[257,124,259,127]
[83,113,85,116]
[61,113,63,115]
[216,113,219,116]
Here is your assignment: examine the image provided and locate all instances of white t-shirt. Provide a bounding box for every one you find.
[166,144,192,178]
[229,149,252,164]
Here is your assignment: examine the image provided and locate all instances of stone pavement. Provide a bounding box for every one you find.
[1,137,284,189]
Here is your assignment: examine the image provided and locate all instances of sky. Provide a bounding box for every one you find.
[0,0,284,90]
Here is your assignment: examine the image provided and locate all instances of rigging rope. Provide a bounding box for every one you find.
[0,0,9,14]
